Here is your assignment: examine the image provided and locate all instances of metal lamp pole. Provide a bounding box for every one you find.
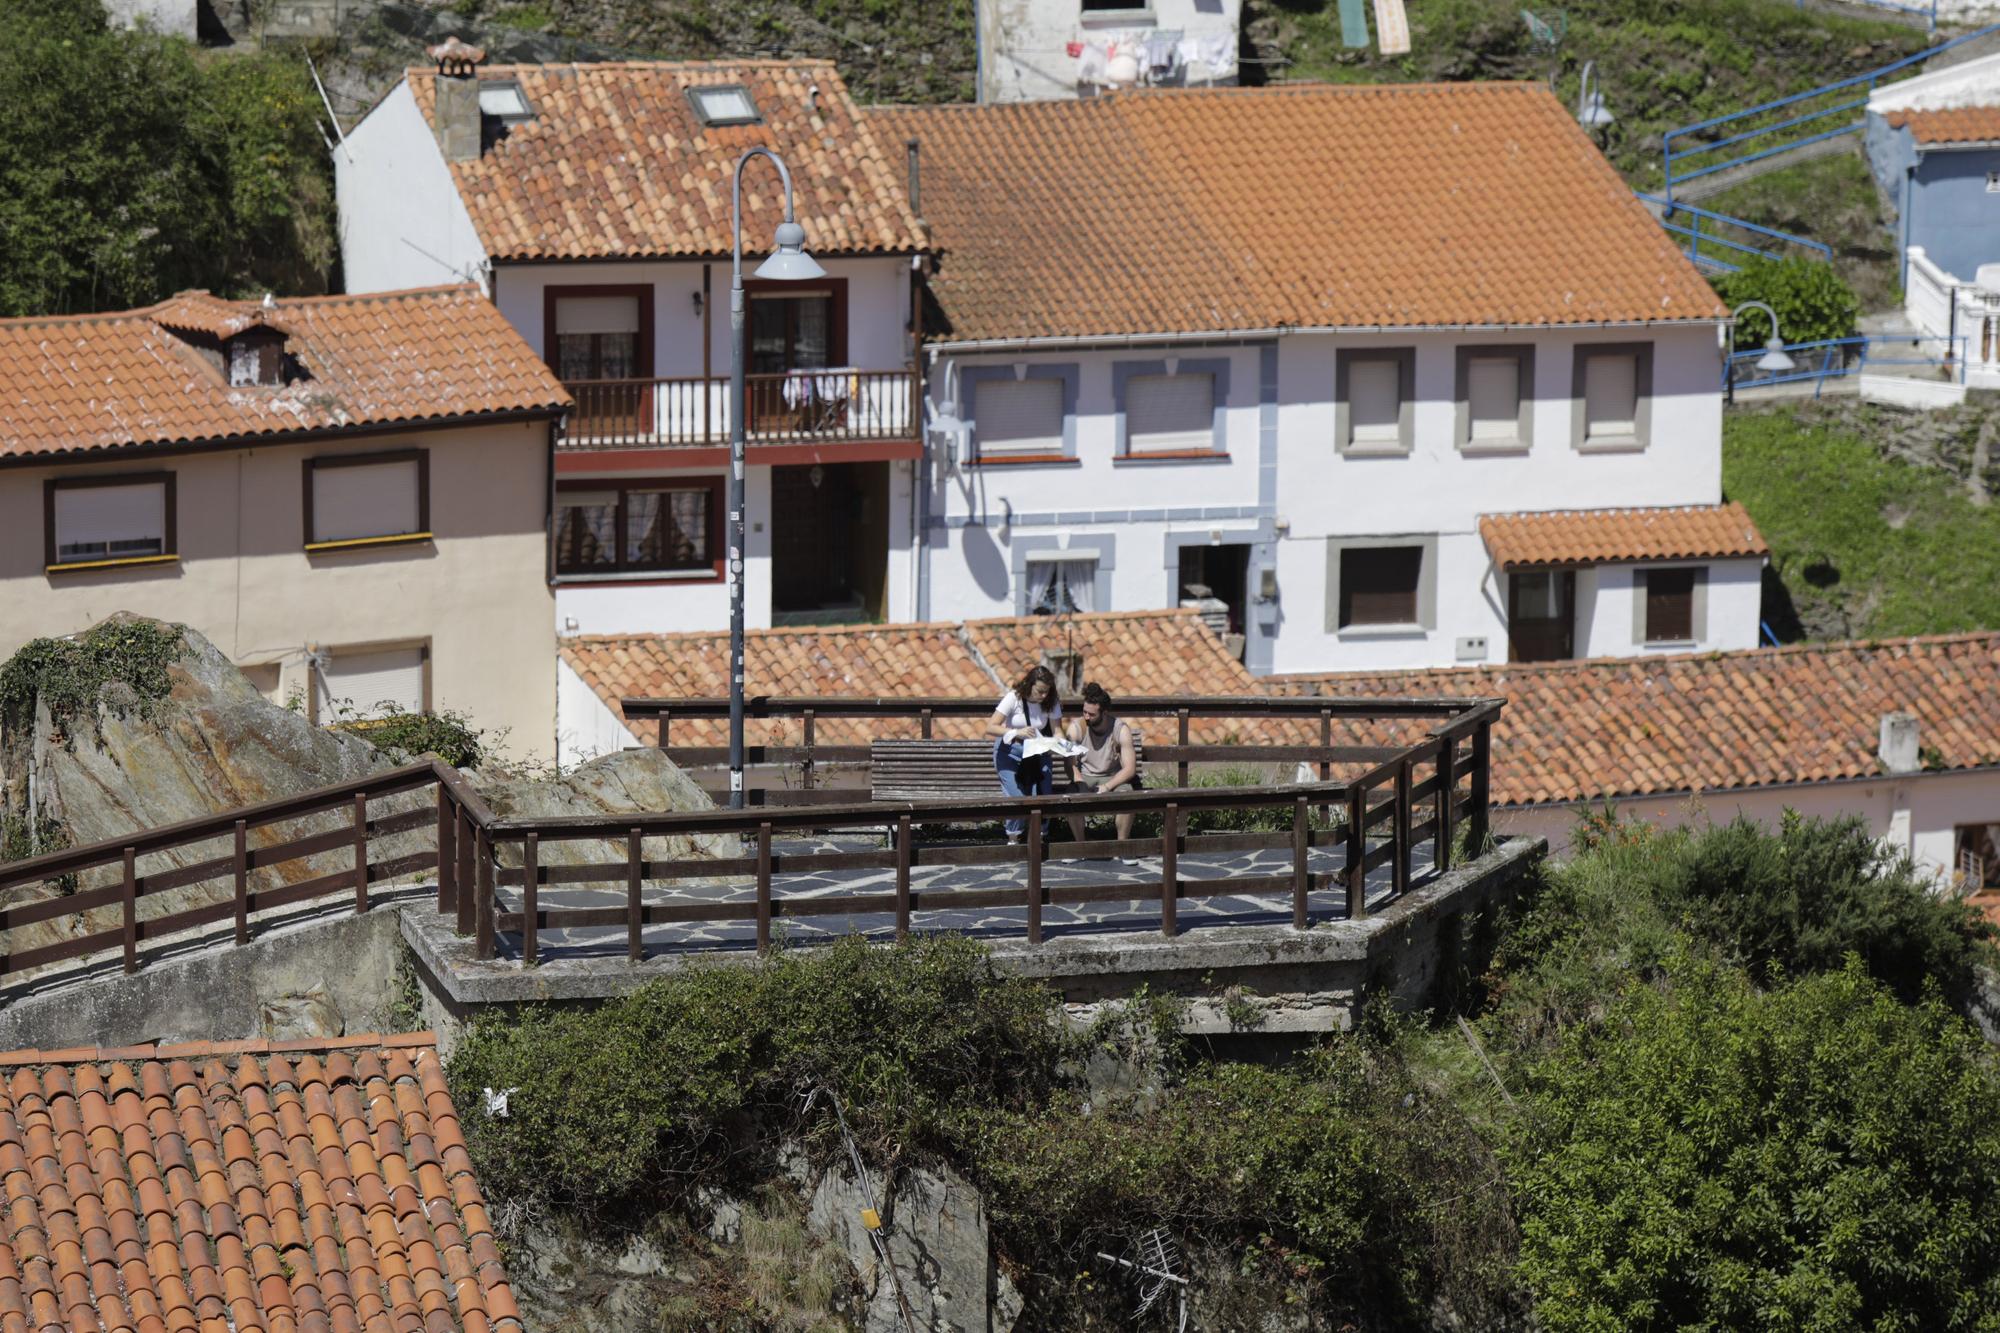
[728,148,825,808]
[1726,299,1795,404]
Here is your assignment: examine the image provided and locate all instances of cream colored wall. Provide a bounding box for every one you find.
[0,420,557,764]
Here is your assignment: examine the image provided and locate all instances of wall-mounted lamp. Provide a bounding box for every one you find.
[692,290,703,318]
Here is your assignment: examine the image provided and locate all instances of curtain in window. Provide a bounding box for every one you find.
[626,489,710,568]
[1027,559,1095,615]
[555,494,617,570]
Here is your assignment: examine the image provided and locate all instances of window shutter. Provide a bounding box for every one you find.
[1339,546,1424,626]
[1584,354,1638,439]
[1643,568,1696,642]
[554,296,640,334]
[54,482,167,561]
[1467,356,1521,440]
[1126,372,1214,453]
[319,646,426,720]
[1349,359,1402,443]
[976,378,1064,455]
[313,458,421,543]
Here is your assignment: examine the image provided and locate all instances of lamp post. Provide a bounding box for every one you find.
[1726,299,1796,404]
[728,148,825,808]
[1576,61,1614,136]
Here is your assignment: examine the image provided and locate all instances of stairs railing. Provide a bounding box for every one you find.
[1636,192,1833,270]
[1663,24,2000,200]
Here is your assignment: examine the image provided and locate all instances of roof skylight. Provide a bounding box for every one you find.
[688,84,761,127]
[478,81,534,122]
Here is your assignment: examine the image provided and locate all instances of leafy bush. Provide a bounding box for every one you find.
[338,704,491,769]
[1711,255,1860,351]
[0,619,185,743]
[1513,957,2000,1331]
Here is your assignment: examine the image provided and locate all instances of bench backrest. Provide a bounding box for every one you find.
[868,733,1144,803]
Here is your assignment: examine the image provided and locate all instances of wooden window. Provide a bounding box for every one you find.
[1644,567,1697,643]
[976,377,1065,456]
[1339,545,1423,627]
[313,642,428,723]
[45,472,175,571]
[304,449,429,550]
[1955,822,2000,888]
[1126,372,1215,453]
[554,478,722,578]
[1508,570,1575,661]
[1336,348,1414,454]
[544,286,653,387]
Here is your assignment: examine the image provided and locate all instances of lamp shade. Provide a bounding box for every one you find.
[754,219,826,281]
[1755,338,1796,374]
[1579,91,1614,130]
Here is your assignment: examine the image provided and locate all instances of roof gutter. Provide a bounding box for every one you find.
[924,317,1726,355]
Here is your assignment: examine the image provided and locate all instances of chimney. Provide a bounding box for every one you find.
[1879,711,1921,775]
[428,36,488,162]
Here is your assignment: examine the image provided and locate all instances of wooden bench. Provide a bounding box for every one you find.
[868,736,1144,803]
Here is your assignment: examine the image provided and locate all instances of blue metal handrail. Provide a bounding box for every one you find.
[1636,192,1834,270]
[1722,332,1965,395]
[1664,24,2000,198]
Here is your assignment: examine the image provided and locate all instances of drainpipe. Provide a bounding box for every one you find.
[1900,161,1916,295]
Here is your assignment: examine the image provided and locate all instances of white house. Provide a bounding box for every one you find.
[336,44,929,637]
[975,0,1242,104]
[1278,632,2000,889]
[874,83,1762,677]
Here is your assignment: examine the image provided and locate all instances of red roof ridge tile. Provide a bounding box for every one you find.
[0,1033,439,1070]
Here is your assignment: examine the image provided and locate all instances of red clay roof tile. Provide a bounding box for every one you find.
[0,285,568,461]
[873,83,1725,341]
[1887,106,2000,144]
[408,61,924,262]
[1479,502,1769,570]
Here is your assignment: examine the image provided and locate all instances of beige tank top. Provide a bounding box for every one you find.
[1079,719,1127,780]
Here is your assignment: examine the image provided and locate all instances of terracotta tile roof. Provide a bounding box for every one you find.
[0,285,568,461]
[561,609,1258,744]
[0,1033,523,1333]
[408,62,925,262]
[1273,633,2000,807]
[872,84,1724,342]
[1479,503,1769,571]
[1887,107,2000,144]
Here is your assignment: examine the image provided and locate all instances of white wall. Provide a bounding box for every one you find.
[1576,559,1764,657]
[104,0,196,37]
[1497,769,2000,885]
[336,81,489,294]
[977,0,1242,103]
[1868,50,2000,116]
[557,656,642,768]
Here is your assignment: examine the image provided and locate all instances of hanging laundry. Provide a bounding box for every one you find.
[1373,0,1411,55]
[1076,40,1109,84]
[1066,40,1084,57]
[1196,32,1233,74]
[1338,0,1370,48]
[1144,30,1182,78]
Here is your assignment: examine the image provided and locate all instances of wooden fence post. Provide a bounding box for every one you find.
[436,785,456,915]
[455,806,474,937]
[352,792,369,914]
[121,846,138,974]
[628,827,644,963]
[657,713,670,750]
[920,708,933,740]
[1026,810,1043,945]
[894,815,912,941]
[1160,802,1179,938]
[801,708,816,791]
[1345,784,1367,920]
[1393,759,1413,899]
[1176,710,1191,789]
[755,822,773,955]
[1291,796,1309,931]
[522,832,540,967]
[1469,721,1493,854]
[233,819,249,946]
[1435,737,1457,874]
[474,828,495,960]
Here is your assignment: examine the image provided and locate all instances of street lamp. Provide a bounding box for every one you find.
[1576,61,1614,134]
[728,148,825,808]
[1727,299,1795,403]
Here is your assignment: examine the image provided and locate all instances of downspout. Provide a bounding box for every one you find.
[1901,159,1916,295]
[908,137,930,622]
[702,263,713,441]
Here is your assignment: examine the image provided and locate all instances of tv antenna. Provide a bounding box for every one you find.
[1096,1228,1189,1329]
[1521,9,1567,85]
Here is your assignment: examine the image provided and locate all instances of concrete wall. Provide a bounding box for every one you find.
[0,419,559,763]
[977,0,1241,103]
[557,654,644,768]
[337,79,490,294]
[1495,767,2000,882]
[104,0,198,37]
[0,905,408,1051]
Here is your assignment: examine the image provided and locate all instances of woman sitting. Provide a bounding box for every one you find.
[987,664,1062,844]
[1065,682,1140,848]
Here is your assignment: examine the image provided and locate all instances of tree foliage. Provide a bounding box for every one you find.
[1514,957,2000,1332]
[0,0,332,316]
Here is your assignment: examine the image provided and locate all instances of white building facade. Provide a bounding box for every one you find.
[976,0,1241,104]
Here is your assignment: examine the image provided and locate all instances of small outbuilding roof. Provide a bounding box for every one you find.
[1479,503,1769,571]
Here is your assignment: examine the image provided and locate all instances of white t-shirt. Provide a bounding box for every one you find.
[994,688,1061,740]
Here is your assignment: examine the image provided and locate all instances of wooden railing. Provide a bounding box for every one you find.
[0,696,1500,979]
[563,369,919,449]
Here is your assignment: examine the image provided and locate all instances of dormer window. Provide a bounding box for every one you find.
[688,85,760,127]
[227,329,286,387]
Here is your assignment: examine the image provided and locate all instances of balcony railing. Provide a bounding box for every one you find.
[562,369,919,450]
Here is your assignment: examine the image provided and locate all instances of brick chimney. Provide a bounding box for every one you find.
[428,36,487,163]
[1879,711,1921,775]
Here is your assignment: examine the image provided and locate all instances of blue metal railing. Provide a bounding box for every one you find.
[1663,24,2000,199]
[1635,192,1833,270]
[1723,332,1965,395]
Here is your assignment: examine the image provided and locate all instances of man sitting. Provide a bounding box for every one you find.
[1065,682,1140,849]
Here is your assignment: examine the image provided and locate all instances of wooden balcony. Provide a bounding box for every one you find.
[560,369,920,453]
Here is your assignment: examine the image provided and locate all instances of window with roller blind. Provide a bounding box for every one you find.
[44,473,176,571]
[312,642,429,723]
[304,450,429,550]
[973,376,1066,458]
[1572,342,1653,451]
[1124,372,1216,454]
[1336,348,1414,454]
[1455,345,1534,451]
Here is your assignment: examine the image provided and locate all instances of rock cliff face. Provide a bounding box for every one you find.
[0,616,724,972]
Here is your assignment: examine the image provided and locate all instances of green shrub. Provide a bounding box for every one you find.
[338,704,491,769]
[1711,256,1860,351]
[0,619,184,743]
[1513,957,2000,1331]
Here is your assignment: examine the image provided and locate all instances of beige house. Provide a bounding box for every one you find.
[0,285,569,762]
